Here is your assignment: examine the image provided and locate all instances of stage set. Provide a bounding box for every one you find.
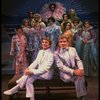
[1,0,99,100]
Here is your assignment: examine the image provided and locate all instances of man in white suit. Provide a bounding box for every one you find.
[54,35,88,100]
[4,37,54,100]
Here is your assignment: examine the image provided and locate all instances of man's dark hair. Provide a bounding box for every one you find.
[48,17,55,23]
[15,25,23,31]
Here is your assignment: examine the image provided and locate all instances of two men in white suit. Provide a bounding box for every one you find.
[4,37,54,100]
[4,35,88,100]
[54,35,88,100]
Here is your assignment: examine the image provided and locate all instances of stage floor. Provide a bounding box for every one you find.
[1,75,99,100]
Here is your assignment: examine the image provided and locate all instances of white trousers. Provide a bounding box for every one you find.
[16,75,45,100]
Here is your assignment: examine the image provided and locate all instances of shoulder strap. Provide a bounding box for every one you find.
[56,53,68,66]
[56,52,78,69]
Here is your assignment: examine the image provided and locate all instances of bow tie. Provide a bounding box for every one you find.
[64,48,69,51]
[60,48,69,54]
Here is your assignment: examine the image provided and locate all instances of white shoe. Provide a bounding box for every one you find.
[4,89,18,95]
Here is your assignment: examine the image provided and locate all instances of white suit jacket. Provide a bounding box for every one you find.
[16,48,54,86]
[54,47,84,81]
[28,48,54,79]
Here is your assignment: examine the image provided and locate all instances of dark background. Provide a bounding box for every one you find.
[1,0,99,27]
[1,0,99,16]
